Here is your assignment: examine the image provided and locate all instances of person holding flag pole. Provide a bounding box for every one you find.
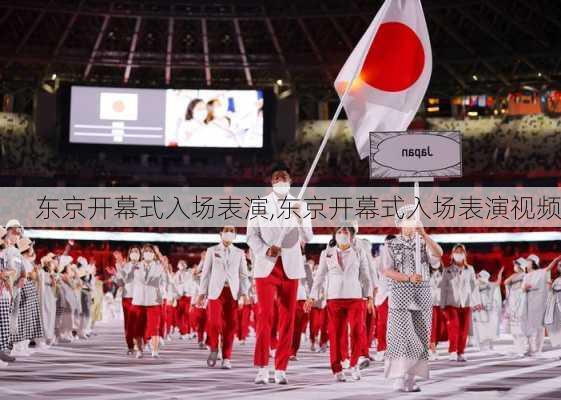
[248,0,432,388]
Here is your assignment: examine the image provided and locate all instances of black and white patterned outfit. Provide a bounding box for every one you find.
[10,258,44,344]
[381,235,439,380]
[0,255,12,352]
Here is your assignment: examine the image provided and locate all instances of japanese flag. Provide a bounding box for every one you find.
[335,0,432,159]
[99,92,139,121]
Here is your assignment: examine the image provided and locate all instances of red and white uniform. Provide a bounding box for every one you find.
[175,267,195,336]
[310,245,372,374]
[440,264,481,356]
[113,261,138,351]
[372,254,390,352]
[131,261,165,341]
[199,242,250,360]
[247,191,313,372]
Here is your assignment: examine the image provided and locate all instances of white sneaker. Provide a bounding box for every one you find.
[221,359,232,369]
[448,352,458,361]
[429,350,438,361]
[335,371,347,382]
[357,356,370,370]
[351,366,361,381]
[274,370,288,384]
[180,335,188,340]
[135,351,143,359]
[10,348,30,357]
[342,359,350,369]
[254,368,269,384]
[457,353,467,362]
[151,351,160,358]
[405,375,420,392]
[393,378,406,391]
[374,351,385,362]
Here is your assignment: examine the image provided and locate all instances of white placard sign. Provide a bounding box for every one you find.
[369,130,462,179]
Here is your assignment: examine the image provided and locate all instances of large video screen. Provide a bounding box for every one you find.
[69,86,264,148]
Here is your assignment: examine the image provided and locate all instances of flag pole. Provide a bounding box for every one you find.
[296,23,379,200]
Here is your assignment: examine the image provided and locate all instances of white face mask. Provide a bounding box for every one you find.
[143,252,154,261]
[430,263,440,270]
[213,105,227,119]
[452,253,465,263]
[272,181,290,196]
[193,109,207,122]
[130,252,140,261]
[335,232,351,247]
[221,231,235,243]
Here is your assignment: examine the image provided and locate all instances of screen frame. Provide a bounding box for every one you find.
[59,83,275,156]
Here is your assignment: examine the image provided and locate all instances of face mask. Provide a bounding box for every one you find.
[143,252,154,261]
[479,275,489,283]
[335,232,351,247]
[193,109,207,122]
[430,263,440,270]
[272,181,290,196]
[221,231,235,243]
[213,106,227,119]
[130,252,140,261]
[452,253,465,263]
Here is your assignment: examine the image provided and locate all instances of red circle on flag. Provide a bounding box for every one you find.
[360,22,425,92]
[113,100,125,113]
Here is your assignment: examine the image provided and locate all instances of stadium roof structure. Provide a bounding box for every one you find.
[0,0,559,100]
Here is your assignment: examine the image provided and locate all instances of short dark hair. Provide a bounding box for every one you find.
[185,98,204,120]
[270,161,290,176]
[385,234,396,242]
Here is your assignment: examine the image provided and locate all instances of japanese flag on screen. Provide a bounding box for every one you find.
[335,0,432,159]
[99,92,138,121]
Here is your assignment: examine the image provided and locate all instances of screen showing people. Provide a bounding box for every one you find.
[69,86,264,148]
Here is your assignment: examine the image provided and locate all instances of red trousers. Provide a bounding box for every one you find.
[190,307,207,343]
[237,304,252,341]
[444,306,471,355]
[165,304,176,334]
[431,306,447,344]
[131,304,161,340]
[207,288,238,359]
[122,298,135,351]
[270,297,279,350]
[254,259,298,370]
[365,305,376,348]
[375,299,389,351]
[177,296,192,335]
[291,300,309,356]
[327,299,365,373]
[310,307,329,346]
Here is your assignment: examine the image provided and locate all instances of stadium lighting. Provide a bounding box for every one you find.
[472,75,478,81]
[276,79,283,85]
[51,74,57,80]
[538,72,542,77]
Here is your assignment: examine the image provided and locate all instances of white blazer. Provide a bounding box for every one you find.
[175,269,195,297]
[199,242,250,300]
[247,191,313,279]
[440,264,481,308]
[113,261,137,299]
[310,245,372,301]
[132,261,164,306]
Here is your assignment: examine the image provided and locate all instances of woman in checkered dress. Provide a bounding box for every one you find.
[10,238,44,354]
[380,205,443,393]
[0,244,14,365]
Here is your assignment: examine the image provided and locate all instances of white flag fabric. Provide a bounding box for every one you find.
[99,92,139,121]
[335,0,432,159]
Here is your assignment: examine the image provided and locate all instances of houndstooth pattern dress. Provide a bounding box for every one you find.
[0,256,12,352]
[381,235,437,380]
[10,279,44,344]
